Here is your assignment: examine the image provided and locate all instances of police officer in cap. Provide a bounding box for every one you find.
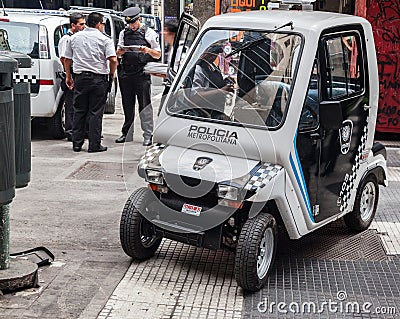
[115,7,161,146]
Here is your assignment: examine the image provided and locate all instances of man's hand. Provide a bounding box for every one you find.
[116,47,126,58]
[66,75,74,90]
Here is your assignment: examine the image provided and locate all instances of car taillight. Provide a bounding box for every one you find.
[39,79,54,85]
[39,25,49,59]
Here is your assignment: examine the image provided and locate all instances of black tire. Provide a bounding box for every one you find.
[120,187,162,260]
[48,96,66,139]
[234,213,277,291]
[344,174,379,232]
[104,78,117,114]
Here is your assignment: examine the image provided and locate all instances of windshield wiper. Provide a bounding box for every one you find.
[226,21,293,58]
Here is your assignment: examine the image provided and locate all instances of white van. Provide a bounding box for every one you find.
[0,8,124,138]
[0,9,70,138]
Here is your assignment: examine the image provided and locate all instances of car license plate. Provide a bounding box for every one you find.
[181,203,202,216]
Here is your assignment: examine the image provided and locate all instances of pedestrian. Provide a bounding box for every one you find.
[115,7,161,146]
[64,12,117,153]
[163,19,179,65]
[58,12,86,142]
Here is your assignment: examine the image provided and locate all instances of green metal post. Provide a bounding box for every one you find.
[0,204,10,270]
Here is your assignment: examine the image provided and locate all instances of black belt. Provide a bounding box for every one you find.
[76,71,107,79]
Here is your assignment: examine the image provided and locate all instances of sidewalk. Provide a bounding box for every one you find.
[1,85,400,318]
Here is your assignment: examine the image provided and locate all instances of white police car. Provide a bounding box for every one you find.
[0,9,70,138]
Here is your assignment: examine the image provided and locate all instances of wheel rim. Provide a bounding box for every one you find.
[140,219,157,248]
[140,202,158,248]
[257,227,274,279]
[360,181,376,222]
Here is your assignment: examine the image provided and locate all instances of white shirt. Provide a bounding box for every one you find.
[117,25,161,52]
[64,27,116,74]
[58,30,72,59]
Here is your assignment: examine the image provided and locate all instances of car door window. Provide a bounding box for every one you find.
[299,59,319,131]
[171,22,198,73]
[54,24,68,57]
[113,17,124,47]
[324,32,364,100]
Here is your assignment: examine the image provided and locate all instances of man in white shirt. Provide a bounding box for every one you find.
[58,12,86,141]
[64,12,117,153]
[115,7,161,146]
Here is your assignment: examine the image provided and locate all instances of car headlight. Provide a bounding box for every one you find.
[145,169,164,185]
[217,184,239,201]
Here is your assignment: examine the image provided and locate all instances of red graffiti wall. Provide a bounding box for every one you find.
[364,0,400,132]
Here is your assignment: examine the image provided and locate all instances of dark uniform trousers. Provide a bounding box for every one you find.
[118,73,153,139]
[64,87,74,134]
[72,72,108,150]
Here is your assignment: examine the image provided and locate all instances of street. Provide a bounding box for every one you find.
[1,79,400,318]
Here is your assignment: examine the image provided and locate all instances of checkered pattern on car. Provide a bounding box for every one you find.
[12,73,38,84]
[244,163,283,191]
[138,143,165,169]
[339,120,369,212]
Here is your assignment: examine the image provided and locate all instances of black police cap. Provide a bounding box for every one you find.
[122,7,141,24]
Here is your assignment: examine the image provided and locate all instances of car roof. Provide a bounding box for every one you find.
[68,6,122,18]
[204,10,369,35]
[1,10,70,24]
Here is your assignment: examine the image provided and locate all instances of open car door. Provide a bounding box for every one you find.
[165,13,200,89]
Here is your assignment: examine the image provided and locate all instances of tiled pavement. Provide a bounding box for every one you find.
[95,144,400,319]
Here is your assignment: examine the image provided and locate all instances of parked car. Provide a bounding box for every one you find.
[0,9,70,138]
[140,13,161,35]
[120,1,387,292]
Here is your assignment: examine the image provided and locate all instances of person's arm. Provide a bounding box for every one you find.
[58,36,68,70]
[116,30,126,58]
[63,39,74,89]
[139,46,161,59]
[139,28,161,59]
[108,56,118,75]
[64,58,74,89]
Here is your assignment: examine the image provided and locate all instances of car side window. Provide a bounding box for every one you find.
[113,18,125,47]
[299,59,319,132]
[171,23,197,73]
[323,32,364,100]
[104,17,112,37]
[54,24,68,57]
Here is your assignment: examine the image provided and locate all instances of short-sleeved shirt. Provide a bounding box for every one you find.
[58,30,72,59]
[117,25,161,52]
[64,27,116,75]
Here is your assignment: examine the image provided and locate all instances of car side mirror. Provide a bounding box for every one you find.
[319,100,343,130]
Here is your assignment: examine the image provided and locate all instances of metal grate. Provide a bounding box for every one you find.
[66,161,137,182]
[278,221,388,261]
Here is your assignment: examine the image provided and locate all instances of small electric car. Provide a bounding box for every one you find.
[120,3,387,291]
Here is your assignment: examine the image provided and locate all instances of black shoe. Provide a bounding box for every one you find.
[88,145,107,153]
[73,143,82,152]
[115,135,126,143]
[143,138,152,146]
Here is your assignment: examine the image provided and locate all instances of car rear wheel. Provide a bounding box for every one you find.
[104,78,117,114]
[234,213,277,291]
[47,96,66,139]
[344,174,379,232]
[120,187,162,260]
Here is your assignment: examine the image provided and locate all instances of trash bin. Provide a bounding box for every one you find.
[0,51,32,188]
[0,55,17,205]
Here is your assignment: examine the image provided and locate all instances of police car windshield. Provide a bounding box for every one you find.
[0,21,39,58]
[166,28,302,129]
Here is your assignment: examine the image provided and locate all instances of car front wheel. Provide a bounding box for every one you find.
[234,213,277,291]
[120,187,162,260]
